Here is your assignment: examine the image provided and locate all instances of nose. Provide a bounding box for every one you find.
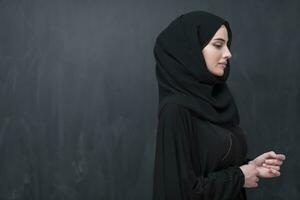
[223,46,232,59]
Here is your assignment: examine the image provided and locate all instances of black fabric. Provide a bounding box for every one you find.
[153,11,239,125]
[152,11,249,200]
[153,104,247,200]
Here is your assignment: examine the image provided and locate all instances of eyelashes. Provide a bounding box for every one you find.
[213,44,222,49]
[213,43,230,50]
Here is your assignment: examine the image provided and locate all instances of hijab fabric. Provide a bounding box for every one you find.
[154,11,240,125]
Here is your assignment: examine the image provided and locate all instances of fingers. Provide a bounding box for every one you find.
[270,168,280,176]
[265,151,286,160]
[268,151,277,158]
[253,176,259,187]
[262,164,280,171]
[248,176,259,188]
[265,159,283,165]
[276,154,286,161]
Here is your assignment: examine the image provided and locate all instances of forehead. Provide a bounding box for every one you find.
[211,25,228,41]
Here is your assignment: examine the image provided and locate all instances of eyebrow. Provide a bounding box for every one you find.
[213,38,227,42]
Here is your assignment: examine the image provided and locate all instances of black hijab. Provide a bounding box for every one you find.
[154,11,240,125]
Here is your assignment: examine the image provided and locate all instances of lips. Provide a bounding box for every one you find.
[218,63,226,69]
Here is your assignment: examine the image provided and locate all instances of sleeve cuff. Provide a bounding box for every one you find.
[236,166,245,188]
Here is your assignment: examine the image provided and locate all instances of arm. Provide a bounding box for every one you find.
[155,104,245,200]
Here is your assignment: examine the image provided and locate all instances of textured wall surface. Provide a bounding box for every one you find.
[0,0,299,199]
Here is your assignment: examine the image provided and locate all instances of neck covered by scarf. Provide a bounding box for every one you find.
[154,11,240,125]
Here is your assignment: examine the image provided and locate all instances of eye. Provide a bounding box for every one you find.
[213,43,222,49]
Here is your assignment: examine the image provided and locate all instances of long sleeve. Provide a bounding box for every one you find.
[153,104,245,200]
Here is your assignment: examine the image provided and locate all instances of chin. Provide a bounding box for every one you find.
[208,68,224,77]
[214,71,224,77]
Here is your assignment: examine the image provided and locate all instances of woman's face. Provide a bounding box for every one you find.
[202,25,232,77]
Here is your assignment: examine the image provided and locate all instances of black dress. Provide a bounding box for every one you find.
[153,103,248,200]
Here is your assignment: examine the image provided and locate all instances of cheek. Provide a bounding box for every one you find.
[203,49,219,67]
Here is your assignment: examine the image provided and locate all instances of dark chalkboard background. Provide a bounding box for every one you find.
[0,0,299,199]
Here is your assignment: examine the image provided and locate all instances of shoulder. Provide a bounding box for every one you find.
[158,104,196,136]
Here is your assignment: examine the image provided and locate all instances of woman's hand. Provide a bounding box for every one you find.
[239,164,259,188]
[248,151,286,179]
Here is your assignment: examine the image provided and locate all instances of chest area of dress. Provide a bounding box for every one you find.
[189,118,248,171]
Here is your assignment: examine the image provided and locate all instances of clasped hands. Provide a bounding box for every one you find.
[240,151,286,188]
[249,151,286,178]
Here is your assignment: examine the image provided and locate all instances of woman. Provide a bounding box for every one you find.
[152,11,286,200]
